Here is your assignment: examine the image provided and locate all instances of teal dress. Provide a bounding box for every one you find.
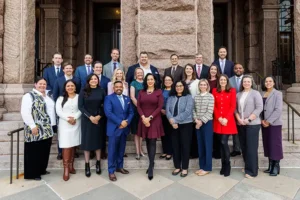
[130,80,144,134]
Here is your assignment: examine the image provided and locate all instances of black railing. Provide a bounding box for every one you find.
[7,128,24,184]
[35,59,52,80]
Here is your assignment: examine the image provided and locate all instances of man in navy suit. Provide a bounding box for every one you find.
[93,61,110,94]
[43,52,64,92]
[194,53,209,79]
[126,51,161,87]
[104,81,134,181]
[75,54,94,90]
[52,62,81,102]
[212,46,234,78]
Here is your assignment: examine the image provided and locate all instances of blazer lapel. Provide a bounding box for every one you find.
[52,66,57,78]
[242,89,252,111]
[265,89,275,104]
[114,93,124,111]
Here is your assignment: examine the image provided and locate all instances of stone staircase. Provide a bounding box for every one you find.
[1,102,300,170]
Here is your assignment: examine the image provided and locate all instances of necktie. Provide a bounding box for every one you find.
[118,95,124,109]
[197,65,201,78]
[87,66,91,74]
[221,61,225,73]
[171,67,175,77]
[56,68,60,77]
[113,62,117,71]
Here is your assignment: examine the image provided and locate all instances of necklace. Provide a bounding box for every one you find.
[147,89,154,94]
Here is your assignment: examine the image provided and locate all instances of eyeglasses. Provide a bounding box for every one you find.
[176,85,184,88]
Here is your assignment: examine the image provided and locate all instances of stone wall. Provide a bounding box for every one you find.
[295,0,300,82]
[121,0,214,73]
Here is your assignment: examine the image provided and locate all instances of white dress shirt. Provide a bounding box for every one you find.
[85,64,92,74]
[65,75,73,80]
[140,64,152,77]
[21,89,56,129]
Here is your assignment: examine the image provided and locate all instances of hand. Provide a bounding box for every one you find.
[120,120,128,128]
[95,115,101,121]
[89,116,98,125]
[218,117,223,124]
[237,118,245,125]
[262,120,270,127]
[144,122,151,127]
[172,123,178,129]
[169,118,175,125]
[143,117,150,125]
[31,127,38,136]
[243,118,249,125]
[67,117,76,125]
[195,119,202,129]
[221,118,228,126]
[161,109,166,115]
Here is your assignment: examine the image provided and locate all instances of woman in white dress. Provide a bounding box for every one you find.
[56,80,82,181]
[107,68,129,95]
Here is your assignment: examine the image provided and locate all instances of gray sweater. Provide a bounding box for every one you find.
[166,94,194,124]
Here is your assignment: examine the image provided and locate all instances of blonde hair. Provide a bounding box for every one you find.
[134,67,144,80]
[111,68,125,83]
[198,79,210,92]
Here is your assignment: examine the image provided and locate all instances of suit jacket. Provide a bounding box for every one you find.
[229,75,257,93]
[262,89,282,126]
[236,89,263,125]
[163,65,184,83]
[43,66,64,91]
[194,64,209,79]
[103,61,124,80]
[99,75,110,94]
[126,63,162,88]
[104,93,134,137]
[212,59,234,78]
[52,76,81,102]
[75,65,94,90]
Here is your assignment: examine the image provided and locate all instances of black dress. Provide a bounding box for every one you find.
[79,87,106,151]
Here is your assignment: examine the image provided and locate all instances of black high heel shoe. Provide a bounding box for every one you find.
[148,167,153,180]
[96,160,101,175]
[85,162,91,177]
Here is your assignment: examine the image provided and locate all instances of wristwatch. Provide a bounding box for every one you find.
[248,119,252,123]
[149,115,153,120]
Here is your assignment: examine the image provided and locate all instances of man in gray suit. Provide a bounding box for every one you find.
[103,48,124,80]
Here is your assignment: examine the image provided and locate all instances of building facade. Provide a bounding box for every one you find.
[0,0,298,115]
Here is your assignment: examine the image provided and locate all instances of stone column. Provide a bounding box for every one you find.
[63,0,78,64]
[3,0,35,83]
[261,1,280,76]
[197,0,214,64]
[295,0,300,82]
[121,0,138,70]
[40,4,65,63]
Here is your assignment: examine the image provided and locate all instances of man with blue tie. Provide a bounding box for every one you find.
[212,46,234,78]
[104,81,134,181]
[103,49,124,80]
[53,62,81,102]
[43,52,64,92]
[75,54,94,90]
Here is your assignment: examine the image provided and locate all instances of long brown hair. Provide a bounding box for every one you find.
[208,64,220,80]
[216,74,231,93]
[183,63,196,81]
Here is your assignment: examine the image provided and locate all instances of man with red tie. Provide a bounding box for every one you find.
[103,48,124,80]
[194,53,209,79]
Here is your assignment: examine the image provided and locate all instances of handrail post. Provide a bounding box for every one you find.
[288,105,290,141]
[10,134,13,184]
[292,111,295,144]
[17,131,20,179]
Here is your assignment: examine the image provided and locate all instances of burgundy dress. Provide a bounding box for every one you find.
[137,89,164,139]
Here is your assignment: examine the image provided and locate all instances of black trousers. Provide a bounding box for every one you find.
[238,125,260,177]
[24,137,52,179]
[171,123,193,170]
[213,132,221,157]
[219,134,230,164]
[161,115,173,155]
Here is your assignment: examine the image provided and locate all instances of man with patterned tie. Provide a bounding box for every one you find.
[212,46,234,78]
[163,54,184,83]
[104,81,134,181]
[75,54,94,90]
[43,52,64,92]
[194,53,209,79]
[103,49,124,80]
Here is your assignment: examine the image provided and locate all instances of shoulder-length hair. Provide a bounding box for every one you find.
[162,75,174,89]
[61,80,76,108]
[183,63,196,81]
[198,79,210,93]
[134,67,144,80]
[240,75,255,92]
[261,75,278,91]
[111,68,125,83]
[169,80,190,96]
[217,74,231,93]
[208,64,220,80]
[143,73,158,91]
[84,73,99,97]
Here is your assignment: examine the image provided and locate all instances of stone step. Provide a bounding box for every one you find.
[2,112,22,121]
[0,121,23,131]
[1,140,299,155]
[1,153,300,170]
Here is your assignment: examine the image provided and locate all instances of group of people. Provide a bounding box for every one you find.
[20,46,283,182]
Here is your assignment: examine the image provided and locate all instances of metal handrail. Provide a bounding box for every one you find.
[7,128,24,184]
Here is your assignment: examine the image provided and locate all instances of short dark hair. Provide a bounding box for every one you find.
[93,61,103,67]
[261,75,278,91]
[216,74,232,93]
[143,73,158,91]
[111,48,120,54]
[35,77,47,84]
[114,80,123,86]
[170,54,179,59]
[52,52,63,58]
[62,62,73,69]
[208,64,221,80]
[162,75,174,89]
[169,80,190,96]
[240,75,255,92]
[183,63,196,81]
[85,54,93,59]
[218,46,227,52]
[140,51,148,56]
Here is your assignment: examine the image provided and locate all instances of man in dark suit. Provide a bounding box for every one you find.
[163,54,183,83]
[212,46,234,78]
[43,52,64,92]
[75,54,94,90]
[194,53,209,79]
[126,51,161,87]
[52,62,81,102]
[104,81,134,181]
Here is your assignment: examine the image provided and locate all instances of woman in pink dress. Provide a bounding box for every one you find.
[137,73,164,181]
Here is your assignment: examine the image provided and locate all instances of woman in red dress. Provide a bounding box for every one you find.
[212,74,237,177]
[137,73,164,180]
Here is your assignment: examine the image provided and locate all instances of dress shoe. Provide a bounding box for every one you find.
[180,171,188,177]
[270,160,280,176]
[230,151,241,157]
[109,173,117,181]
[96,160,101,175]
[159,154,167,159]
[166,155,172,160]
[85,162,91,177]
[135,154,140,160]
[57,153,62,160]
[116,168,129,174]
[264,158,272,173]
[172,169,181,176]
[41,171,51,175]
[197,171,209,176]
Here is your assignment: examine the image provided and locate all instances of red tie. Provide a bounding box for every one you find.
[197,65,201,78]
